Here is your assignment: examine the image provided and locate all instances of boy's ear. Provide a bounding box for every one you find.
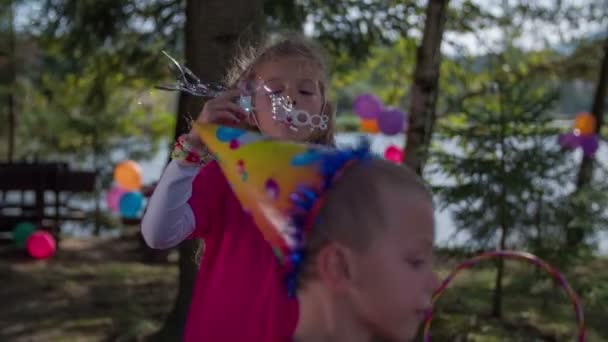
[316,242,353,292]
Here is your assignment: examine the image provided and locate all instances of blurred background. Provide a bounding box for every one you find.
[0,0,606,341]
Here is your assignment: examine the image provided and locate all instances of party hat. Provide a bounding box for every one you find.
[194,123,371,292]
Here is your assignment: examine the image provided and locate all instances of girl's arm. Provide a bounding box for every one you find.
[141,160,200,249]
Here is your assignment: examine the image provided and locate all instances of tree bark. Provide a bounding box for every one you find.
[150,1,264,341]
[403,0,449,176]
[567,37,608,247]
[492,82,507,319]
[6,0,16,163]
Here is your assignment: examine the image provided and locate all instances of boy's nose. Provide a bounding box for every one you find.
[429,271,441,292]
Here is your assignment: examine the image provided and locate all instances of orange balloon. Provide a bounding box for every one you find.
[573,113,596,136]
[114,160,142,191]
[360,118,380,133]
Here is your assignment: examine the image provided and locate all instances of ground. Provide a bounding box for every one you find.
[1,235,606,341]
[0,233,177,342]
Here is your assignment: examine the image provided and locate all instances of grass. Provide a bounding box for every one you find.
[0,235,177,342]
[1,235,606,341]
[424,255,608,341]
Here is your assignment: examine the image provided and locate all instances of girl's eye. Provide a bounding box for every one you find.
[299,90,314,95]
[262,82,284,95]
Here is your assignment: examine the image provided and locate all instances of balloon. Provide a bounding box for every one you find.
[558,133,580,150]
[573,113,596,136]
[13,222,36,248]
[353,94,383,119]
[378,108,406,136]
[384,145,404,163]
[580,134,599,157]
[119,191,144,218]
[106,186,126,212]
[26,231,56,259]
[359,118,380,133]
[113,160,142,191]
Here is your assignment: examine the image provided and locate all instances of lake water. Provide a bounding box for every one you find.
[137,133,608,255]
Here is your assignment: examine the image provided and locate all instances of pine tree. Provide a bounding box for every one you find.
[431,50,579,318]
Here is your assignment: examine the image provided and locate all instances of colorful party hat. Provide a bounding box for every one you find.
[193,123,372,294]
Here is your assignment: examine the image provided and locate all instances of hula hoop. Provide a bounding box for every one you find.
[422,250,585,341]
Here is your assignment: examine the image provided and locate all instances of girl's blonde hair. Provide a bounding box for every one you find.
[225,32,336,146]
[195,33,336,265]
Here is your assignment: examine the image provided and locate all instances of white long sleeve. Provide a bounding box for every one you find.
[141,160,200,249]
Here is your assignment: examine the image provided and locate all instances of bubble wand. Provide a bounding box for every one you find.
[155,51,329,131]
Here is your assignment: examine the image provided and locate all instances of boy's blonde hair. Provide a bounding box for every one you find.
[225,32,336,146]
[297,158,432,288]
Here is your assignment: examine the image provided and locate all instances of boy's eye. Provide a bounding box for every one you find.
[407,259,426,269]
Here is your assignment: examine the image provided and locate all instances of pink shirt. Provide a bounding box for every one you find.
[183,161,299,342]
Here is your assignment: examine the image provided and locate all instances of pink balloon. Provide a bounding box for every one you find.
[384,145,404,163]
[353,94,383,119]
[26,231,56,260]
[378,108,406,136]
[106,186,126,212]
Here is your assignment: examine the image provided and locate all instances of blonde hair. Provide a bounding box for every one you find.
[194,33,337,265]
[225,32,336,146]
[297,158,432,287]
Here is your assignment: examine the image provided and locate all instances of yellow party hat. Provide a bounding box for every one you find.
[194,123,372,293]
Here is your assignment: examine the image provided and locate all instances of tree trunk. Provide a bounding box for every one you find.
[151,1,264,341]
[492,82,508,319]
[492,228,507,318]
[403,0,449,176]
[567,37,608,247]
[6,0,16,163]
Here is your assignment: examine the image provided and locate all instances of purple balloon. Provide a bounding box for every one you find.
[378,108,406,136]
[353,93,383,119]
[558,133,580,150]
[580,134,599,157]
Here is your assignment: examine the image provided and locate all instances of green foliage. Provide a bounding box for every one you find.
[265,0,423,61]
[432,73,567,249]
[0,0,179,164]
[430,44,608,264]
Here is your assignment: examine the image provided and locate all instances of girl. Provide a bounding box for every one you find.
[141,33,336,341]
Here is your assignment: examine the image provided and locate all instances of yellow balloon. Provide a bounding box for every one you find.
[573,113,596,136]
[360,118,379,134]
[114,160,142,191]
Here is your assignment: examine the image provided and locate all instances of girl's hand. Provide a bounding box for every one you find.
[187,89,250,147]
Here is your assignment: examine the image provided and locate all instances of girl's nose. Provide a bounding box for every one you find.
[285,87,298,105]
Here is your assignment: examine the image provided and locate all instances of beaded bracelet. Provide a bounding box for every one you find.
[171,134,214,166]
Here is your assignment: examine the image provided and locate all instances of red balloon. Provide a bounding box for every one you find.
[384,145,404,163]
[26,231,56,260]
